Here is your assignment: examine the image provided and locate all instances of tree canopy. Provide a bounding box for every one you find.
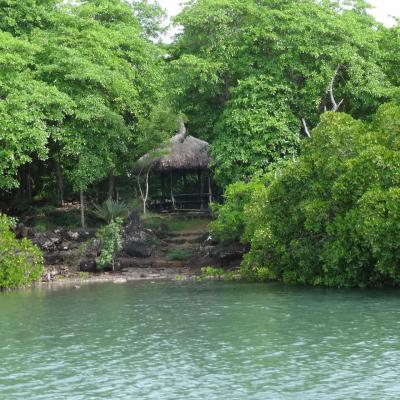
[0,0,172,197]
[168,0,393,183]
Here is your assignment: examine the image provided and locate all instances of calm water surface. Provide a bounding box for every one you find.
[1,282,400,399]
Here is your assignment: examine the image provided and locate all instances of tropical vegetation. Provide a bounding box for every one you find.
[1,0,399,288]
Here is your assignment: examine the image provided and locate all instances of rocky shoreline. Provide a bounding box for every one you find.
[16,211,246,286]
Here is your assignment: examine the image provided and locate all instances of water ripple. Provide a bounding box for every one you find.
[1,282,400,399]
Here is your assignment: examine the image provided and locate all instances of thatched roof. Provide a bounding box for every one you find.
[136,122,211,172]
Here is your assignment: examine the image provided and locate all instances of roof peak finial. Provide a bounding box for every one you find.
[178,118,186,136]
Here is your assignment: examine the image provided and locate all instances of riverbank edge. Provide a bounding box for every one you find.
[35,270,193,287]
[32,268,242,289]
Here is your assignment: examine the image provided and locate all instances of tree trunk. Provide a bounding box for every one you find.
[144,169,150,215]
[26,166,32,203]
[107,170,115,200]
[137,165,152,215]
[18,165,32,204]
[55,160,64,206]
[80,189,85,228]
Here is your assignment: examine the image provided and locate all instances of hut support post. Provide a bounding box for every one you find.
[170,172,176,210]
[208,173,212,205]
[199,170,204,210]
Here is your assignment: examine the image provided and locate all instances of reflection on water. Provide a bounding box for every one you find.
[1,282,400,399]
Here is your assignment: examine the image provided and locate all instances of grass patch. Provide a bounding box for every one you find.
[144,235,161,246]
[79,272,90,280]
[166,218,208,231]
[167,249,193,261]
[141,212,164,230]
[27,208,101,231]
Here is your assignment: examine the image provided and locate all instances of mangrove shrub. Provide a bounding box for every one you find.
[243,103,400,287]
[214,103,400,287]
[0,214,44,289]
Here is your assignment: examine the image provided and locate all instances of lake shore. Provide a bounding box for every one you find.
[37,267,195,288]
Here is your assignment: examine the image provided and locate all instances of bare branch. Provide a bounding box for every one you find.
[328,65,344,112]
[302,118,311,138]
[136,162,154,214]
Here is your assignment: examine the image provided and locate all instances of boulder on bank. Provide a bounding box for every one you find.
[121,211,155,258]
[32,228,96,252]
[78,239,101,272]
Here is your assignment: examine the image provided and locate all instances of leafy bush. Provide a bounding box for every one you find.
[240,103,400,287]
[0,214,44,289]
[96,218,123,271]
[93,199,129,224]
[210,180,265,244]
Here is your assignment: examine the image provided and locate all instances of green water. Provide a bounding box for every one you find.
[1,282,400,399]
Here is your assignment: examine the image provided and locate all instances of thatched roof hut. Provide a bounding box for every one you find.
[135,122,213,212]
[136,122,211,172]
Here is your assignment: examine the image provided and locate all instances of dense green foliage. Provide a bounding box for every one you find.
[210,180,264,244]
[0,0,174,206]
[2,0,398,201]
[0,214,44,288]
[169,0,393,184]
[0,29,71,189]
[213,103,400,287]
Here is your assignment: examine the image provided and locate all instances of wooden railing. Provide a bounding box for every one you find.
[149,193,214,211]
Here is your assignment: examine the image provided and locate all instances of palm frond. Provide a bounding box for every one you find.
[93,199,129,223]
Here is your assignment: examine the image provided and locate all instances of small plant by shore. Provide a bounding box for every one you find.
[79,272,90,280]
[199,267,239,281]
[96,218,123,271]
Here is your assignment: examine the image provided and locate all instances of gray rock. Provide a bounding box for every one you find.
[121,211,153,258]
[33,233,61,251]
[79,259,97,272]
[124,241,153,258]
[67,231,79,241]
